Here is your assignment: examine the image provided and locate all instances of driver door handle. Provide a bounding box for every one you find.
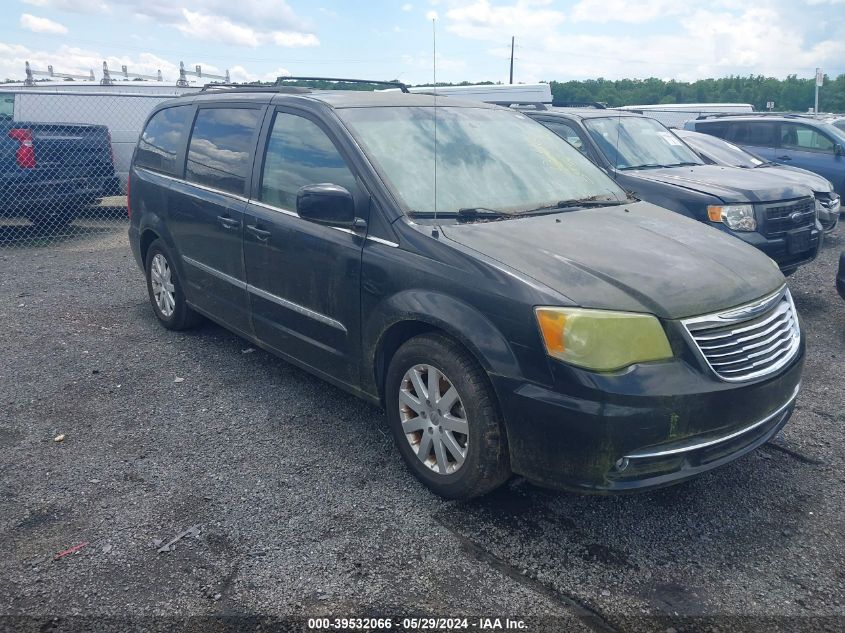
[776,155,792,161]
[246,224,271,240]
[217,215,240,229]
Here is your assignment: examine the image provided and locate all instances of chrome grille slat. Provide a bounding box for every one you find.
[705,320,795,359]
[710,336,793,367]
[683,287,801,382]
[691,302,790,341]
[698,311,792,350]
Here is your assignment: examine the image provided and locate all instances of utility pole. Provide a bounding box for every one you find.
[509,36,514,85]
[814,67,823,114]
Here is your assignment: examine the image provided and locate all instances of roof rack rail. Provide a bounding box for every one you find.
[275,76,409,93]
[199,83,311,93]
[486,101,548,110]
[554,101,607,109]
[695,112,814,120]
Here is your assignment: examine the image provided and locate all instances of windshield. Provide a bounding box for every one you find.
[677,131,762,168]
[337,106,626,216]
[583,116,703,170]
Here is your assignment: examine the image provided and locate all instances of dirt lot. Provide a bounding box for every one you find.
[1,220,844,633]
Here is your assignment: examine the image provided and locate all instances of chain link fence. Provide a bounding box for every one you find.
[0,88,183,246]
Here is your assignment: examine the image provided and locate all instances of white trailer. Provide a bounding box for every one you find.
[617,103,755,129]
[0,83,195,189]
[385,83,553,104]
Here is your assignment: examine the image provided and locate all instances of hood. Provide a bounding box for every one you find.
[622,164,813,203]
[755,164,834,195]
[440,201,785,320]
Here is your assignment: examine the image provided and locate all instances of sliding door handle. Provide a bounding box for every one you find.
[246,224,271,240]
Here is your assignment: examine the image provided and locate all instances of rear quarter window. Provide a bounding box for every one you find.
[695,121,730,139]
[185,107,262,195]
[135,105,192,175]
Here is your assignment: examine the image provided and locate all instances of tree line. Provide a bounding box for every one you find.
[548,75,845,113]
[402,75,845,113]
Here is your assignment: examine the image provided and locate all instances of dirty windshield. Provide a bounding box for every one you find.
[337,106,626,217]
[584,116,704,170]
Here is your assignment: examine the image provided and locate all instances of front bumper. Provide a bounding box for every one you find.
[725,225,822,273]
[492,340,804,493]
[817,193,840,232]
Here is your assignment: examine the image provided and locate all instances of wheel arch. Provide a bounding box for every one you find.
[365,291,522,408]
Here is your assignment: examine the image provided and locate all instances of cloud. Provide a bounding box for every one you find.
[402,3,414,10]
[20,13,68,34]
[444,0,565,40]
[36,0,322,48]
[496,4,845,83]
[21,0,107,12]
[570,0,685,23]
[170,7,318,48]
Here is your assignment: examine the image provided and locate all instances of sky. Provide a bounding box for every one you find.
[2,0,844,86]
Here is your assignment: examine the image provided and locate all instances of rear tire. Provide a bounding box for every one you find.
[385,333,511,499]
[144,239,202,331]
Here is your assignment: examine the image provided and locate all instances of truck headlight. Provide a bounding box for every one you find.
[535,307,673,372]
[707,204,756,231]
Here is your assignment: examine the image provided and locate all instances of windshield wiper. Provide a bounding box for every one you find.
[618,163,668,170]
[456,207,510,222]
[520,197,628,214]
[664,161,700,167]
[407,208,512,223]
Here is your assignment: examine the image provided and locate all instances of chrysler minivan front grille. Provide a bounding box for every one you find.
[683,287,800,382]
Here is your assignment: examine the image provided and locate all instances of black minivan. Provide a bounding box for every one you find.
[128,83,804,499]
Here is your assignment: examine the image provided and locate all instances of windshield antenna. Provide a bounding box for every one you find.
[432,16,438,232]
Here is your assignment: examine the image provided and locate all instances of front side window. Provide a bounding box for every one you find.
[260,112,358,210]
[542,120,587,153]
[338,106,625,216]
[583,116,702,170]
[0,93,13,119]
[136,105,192,175]
[186,107,261,195]
[781,123,834,153]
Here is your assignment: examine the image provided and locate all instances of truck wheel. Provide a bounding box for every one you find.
[385,333,511,499]
[145,239,202,330]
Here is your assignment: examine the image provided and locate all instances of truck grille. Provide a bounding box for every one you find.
[762,197,816,237]
[683,287,800,382]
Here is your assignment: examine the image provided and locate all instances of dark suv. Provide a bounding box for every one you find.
[128,83,803,499]
[527,108,822,275]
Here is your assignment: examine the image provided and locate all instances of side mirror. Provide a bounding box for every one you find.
[297,183,356,227]
[835,144,843,157]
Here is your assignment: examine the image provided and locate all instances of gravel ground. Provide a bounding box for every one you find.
[1,220,843,633]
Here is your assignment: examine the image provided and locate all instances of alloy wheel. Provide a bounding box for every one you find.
[399,364,469,475]
[150,253,176,318]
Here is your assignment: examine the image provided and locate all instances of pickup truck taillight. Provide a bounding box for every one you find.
[8,128,36,169]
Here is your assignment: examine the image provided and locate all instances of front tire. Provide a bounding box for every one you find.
[385,333,511,499]
[144,239,201,331]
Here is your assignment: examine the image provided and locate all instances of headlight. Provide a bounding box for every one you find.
[707,204,756,231]
[535,307,673,372]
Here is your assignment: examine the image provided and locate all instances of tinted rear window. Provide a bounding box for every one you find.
[136,106,192,175]
[186,108,262,195]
